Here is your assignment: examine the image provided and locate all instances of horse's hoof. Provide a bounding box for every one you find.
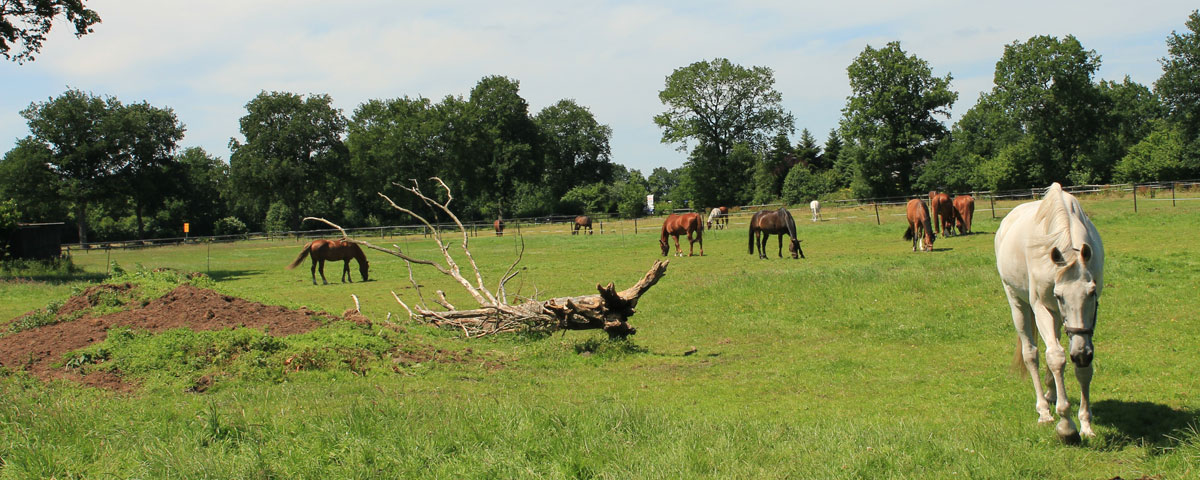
[1056,418,1081,445]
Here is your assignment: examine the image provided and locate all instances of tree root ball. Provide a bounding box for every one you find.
[1056,417,1081,445]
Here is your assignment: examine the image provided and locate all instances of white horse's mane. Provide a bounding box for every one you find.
[1030,183,1084,268]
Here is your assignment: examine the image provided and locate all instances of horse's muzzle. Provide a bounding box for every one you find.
[1070,348,1093,368]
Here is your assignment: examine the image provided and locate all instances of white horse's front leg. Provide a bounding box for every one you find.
[1076,363,1094,437]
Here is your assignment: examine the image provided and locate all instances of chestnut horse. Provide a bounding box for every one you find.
[660,213,704,256]
[904,199,936,252]
[286,239,369,285]
[573,215,593,235]
[953,195,975,235]
[706,206,729,230]
[749,208,805,259]
[494,219,504,236]
[928,191,955,236]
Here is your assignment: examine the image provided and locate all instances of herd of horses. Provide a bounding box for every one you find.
[904,192,976,252]
[284,184,1102,443]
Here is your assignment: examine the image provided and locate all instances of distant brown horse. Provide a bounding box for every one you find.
[287,239,369,285]
[660,213,704,256]
[749,208,805,259]
[904,199,935,252]
[494,219,505,236]
[928,191,955,236]
[573,215,593,235]
[953,195,975,235]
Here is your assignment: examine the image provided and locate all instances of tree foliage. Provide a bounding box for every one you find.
[0,0,100,63]
[1157,10,1200,138]
[840,42,956,198]
[655,58,794,156]
[228,92,349,231]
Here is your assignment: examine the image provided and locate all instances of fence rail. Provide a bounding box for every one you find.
[60,180,1200,251]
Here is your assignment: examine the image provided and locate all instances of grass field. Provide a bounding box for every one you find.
[2,195,1199,479]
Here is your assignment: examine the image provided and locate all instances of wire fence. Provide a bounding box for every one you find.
[59,180,1200,255]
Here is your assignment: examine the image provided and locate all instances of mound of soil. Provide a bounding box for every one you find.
[0,284,336,390]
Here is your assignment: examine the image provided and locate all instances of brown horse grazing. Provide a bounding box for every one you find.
[660,213,704,256]
[953,195,975,235]
[904,199,936,252]
[928,191,955,236]
[573,215,593,235]
[287,239,369,285]
[494,218,504,236]
[748,208,805,259]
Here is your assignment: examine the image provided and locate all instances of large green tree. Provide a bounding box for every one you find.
[1,0,100,63]
[112,102,186,239]
[0,137,67,222]
[655,58,794,156]
[20,89,125,243]
[988,35,1105,186]
[228,91,348,230]
[469,76,541,217]
[1157,10,1200,138]
[534,99,614,201]
[840,41,957,198]
[346,96,440,224]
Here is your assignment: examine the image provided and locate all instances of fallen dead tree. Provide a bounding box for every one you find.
[306,178,668,338]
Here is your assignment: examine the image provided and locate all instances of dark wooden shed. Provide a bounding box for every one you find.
[12,223,64,260]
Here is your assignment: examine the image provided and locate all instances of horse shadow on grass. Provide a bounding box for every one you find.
[1092,399,1200,452]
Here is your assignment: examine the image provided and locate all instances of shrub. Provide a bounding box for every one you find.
[213,216,248,236]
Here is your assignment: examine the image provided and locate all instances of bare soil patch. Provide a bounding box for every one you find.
[0,284,335,388]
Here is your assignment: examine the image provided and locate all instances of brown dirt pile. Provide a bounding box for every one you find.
[0,284,335,389]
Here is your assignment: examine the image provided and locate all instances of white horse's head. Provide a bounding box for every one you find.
[1050,244,1098,368]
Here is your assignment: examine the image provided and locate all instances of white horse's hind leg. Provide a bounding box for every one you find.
[1076,364,1095,436]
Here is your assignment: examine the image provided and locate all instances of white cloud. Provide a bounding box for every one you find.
[1,0,1196,172]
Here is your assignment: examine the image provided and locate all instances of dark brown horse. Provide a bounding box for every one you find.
[904,199,935,252]
[928,191,955,236]
[287,239,369,285]
[494,218,505,236]
[660,213,704,256]
[953,195,975,235]
[573,215,593,235]
[748,208,805,259]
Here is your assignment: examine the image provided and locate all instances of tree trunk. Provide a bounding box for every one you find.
[75,201,88,244]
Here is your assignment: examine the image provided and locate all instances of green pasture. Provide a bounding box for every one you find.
[2,195,1199,479]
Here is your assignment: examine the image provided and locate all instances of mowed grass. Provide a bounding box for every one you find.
[2,196,1199,478]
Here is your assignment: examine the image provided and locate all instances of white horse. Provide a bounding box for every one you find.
[706,207,726,230]
[995,183,1104,443]
[809,200,821,222]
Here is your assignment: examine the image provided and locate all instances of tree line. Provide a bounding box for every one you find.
[1,76,646,243]
[657,11,1200,208]
[3,10,1199,246]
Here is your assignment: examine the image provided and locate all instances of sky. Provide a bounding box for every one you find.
[1,1,1196,174]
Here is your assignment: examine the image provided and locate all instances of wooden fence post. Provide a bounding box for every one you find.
[990,195,996,219]
[1172,182,1176,207]
[1133,183,1138,213]
[874,203,881,225]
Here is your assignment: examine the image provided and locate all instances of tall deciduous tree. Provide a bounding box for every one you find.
[655,58,794,156]
[988,35,1104,185]
[1,0,100,63]
[0,137,67,222]
[346,96,440,223]
[1157,10,1200,139]
[228,91,348,230]
[840,42,956,198]
[469,76,540,217]
[534,99,614,201]
[113,102,185,239]
[20,89,124,243]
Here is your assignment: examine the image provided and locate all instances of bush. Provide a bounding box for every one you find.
[782,165,839,206]
[214,216,248,236]
[1114,123,1190,183]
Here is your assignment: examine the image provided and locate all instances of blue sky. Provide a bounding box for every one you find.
[1,1,1195,173]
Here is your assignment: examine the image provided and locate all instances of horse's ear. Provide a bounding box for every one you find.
[1050,247,1067,266]
[1080,244,1092,262]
